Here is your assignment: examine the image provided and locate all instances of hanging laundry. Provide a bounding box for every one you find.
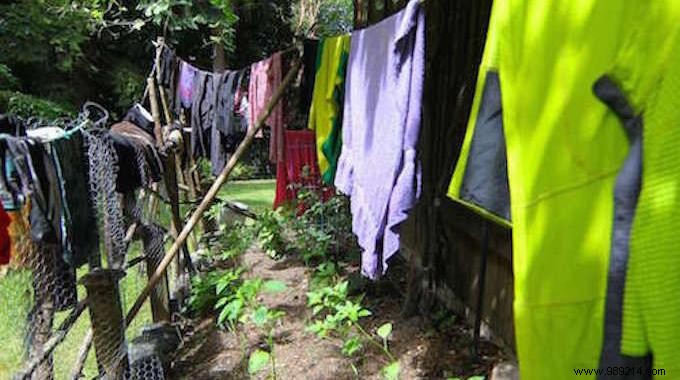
[618,20,680,379]
[177,61,198,110]
[211,70,247,175]
[123,104,155,140]
[447,62,510,226]
[51,130,100,267]
[158,46,178,107]
[273,129,329,210]
[248,52,285,162]
[467,1,680,378]
[0,202,10,265]
[335,0,424,279]
[299,39,319,116]
[307,35,350,185]
[6,203,31,267]
[190,70,217,159]
[109,125,163,193]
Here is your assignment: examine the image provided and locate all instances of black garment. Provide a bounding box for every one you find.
[211,70,246,175]
[110,131,163,193]
[191,71,216,159]
[52,131,100,268]
[595,76,651,380]
[300,39,319,115]
[123,105,155,139]
[158,46,178,109]
[459,71,511,220]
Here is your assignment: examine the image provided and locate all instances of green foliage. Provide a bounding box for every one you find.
[189,268,242,315]
[341,335,363,357]
[137,0,241,53]
[231,162,257,180]
[216,276,262,328]
[0,0,112,72]
[0,91,73,119]
[377,323,393,341]
[247,349,270,374]
[0,65,19,91]
[287,188,357,265]
[306,280,371,338]
[381,361,401,380]
[292,0,353,38]
[255,209,289,259]
[110,65,145,110]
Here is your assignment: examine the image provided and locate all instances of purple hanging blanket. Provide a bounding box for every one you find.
[335,0,425,279]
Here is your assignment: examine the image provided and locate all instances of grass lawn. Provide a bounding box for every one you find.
[219,179,276,213]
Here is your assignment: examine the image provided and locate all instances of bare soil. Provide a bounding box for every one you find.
[169,247,507,380]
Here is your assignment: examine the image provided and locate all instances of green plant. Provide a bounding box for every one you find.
[231,162,257,180]
[307,278,400,378]
[287,188,357,265]
[110,65,145,110]
[0,64,19,91]
[0,91,74,119]
[137,0,242,53]
[247,304,286,379]
[255,209,288,259]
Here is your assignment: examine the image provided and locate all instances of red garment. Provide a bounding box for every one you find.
[249,52,285,163]
[0,204,11,265]
[274,130,332,210]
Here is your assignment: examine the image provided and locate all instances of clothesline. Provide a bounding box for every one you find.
[0,102,109,143]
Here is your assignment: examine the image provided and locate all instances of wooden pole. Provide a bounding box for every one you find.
[70,329,93,380]
[153,38,194,298]
[147,77,164,144]
[126,59,301,326]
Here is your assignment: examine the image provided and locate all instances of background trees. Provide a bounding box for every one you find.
[0,0,353,119]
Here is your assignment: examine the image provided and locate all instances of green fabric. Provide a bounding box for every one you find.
[622,11,680,377]
[477,1,680,378]
[308,35,350,184]
[488,1,632,378]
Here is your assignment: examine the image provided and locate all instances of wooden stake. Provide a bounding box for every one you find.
[126,59,301,326]
[147,77,164,144]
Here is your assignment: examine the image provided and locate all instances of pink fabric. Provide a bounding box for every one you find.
[248,52,285,162]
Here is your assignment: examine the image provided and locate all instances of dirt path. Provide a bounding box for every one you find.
[169,247,507,379]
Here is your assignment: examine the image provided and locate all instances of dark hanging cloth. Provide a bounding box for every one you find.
[211,70,247,175]
[123,104,155,139]
[191,71,216,159]
[300,39,320,115]
[27,143,77,310]
[109,125,163,193]
[52,130,100,268]
[158,46,178,109]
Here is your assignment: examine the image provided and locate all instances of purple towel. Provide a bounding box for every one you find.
[335,0,424,279]
[178,61,197,108]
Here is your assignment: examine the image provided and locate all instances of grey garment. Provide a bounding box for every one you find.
[594,75,652,380]
[210,70,245,175]
[190,71,216,159]
[459,71,511,221]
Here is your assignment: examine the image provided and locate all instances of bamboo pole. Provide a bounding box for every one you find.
[126,59,301,326]
[70,329,93,380]
[147,77,163,144]
[154,38,194,286]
